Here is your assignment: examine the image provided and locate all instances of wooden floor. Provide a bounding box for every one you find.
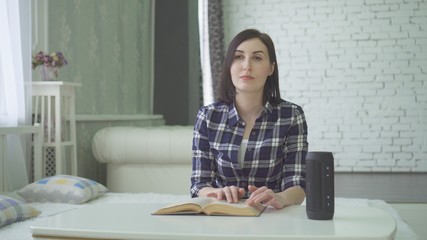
[334,172,427,203]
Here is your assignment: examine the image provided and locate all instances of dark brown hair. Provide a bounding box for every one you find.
[218,29,281,104]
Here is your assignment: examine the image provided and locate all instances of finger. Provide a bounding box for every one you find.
[223,187,234,202]
[264,198,281,209]
[264,193,287,209]
[230,186,240,203]
[246,188,273,205]
[208,189,224,200]
[248,186,268,201]
[246,191,264,205]
[254,191,283,208]
[216,190,225,200]
[251,186,268,195]
[206,192,217,198]
[238,188,246,199]
[230,186,245,202]
[246,194,266,206]
[252,192,269,204]
[248,185,258,193]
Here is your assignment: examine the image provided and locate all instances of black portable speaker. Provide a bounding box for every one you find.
[305,151,334,220]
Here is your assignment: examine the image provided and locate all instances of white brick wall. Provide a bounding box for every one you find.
[223,0,427,172]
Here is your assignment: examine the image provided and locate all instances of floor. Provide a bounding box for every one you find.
[391,203,427,240]
[335,172,427,203]
[335,173,427,240]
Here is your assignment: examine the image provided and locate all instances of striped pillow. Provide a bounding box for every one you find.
[17,175,108,204]
[0,195,40,228]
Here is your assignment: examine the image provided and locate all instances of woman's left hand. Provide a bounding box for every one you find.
[245,185,287,209]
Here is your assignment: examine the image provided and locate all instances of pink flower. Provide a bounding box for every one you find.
[32,51,68,69]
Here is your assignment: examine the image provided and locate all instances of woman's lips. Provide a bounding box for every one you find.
[240,75,254,80]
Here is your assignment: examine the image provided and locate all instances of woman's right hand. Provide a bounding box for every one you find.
[198,186,246,203]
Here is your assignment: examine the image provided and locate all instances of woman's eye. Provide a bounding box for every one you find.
[234,55,243,60]
[254,56,263,61]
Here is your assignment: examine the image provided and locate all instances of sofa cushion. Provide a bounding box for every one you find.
[0,195,40,227]
[17,175,108,204]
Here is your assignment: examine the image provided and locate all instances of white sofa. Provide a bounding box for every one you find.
[92,126,194,195]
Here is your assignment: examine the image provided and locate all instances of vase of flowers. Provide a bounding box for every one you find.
[32,51,68,81]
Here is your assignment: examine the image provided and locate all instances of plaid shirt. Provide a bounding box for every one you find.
[190,100,308,198]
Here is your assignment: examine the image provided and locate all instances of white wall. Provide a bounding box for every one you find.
[223,0,427,172]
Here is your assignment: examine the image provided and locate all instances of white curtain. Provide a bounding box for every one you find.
[198,0,215,106]
[198,0,224,106]
[0,0,32,191]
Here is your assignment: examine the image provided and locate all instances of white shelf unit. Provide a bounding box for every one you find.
[32,81,81,177]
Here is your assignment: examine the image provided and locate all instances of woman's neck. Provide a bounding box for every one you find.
[235,92,264,121]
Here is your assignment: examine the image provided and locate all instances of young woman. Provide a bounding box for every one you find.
[191,29,308,209]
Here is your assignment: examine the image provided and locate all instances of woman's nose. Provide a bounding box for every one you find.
[243,60,252,70]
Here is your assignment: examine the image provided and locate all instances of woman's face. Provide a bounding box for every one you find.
[230,38,275,96]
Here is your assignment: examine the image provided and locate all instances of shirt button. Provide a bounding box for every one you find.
[251,131,256,135]
[247,148,252,151]
[240,182,247,188]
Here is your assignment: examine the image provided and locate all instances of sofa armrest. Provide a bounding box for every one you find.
[92,126,194,165]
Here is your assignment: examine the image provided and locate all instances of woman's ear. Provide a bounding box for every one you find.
[269,62,276,76]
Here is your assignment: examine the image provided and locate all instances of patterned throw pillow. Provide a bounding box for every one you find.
[17,175,108,204]
[0,195,40,228]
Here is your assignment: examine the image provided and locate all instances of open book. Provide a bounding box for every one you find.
[152,197,266,217]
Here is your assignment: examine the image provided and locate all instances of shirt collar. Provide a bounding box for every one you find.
[265,101,274,114]
[227,101,273,126]
[227,102,240,126]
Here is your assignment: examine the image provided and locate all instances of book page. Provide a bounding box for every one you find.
[152,197,216,215]
[203,200,266,216]
[207,200,249,208]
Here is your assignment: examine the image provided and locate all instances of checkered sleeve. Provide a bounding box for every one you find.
[190,107,215,197]
[282,105,308,191]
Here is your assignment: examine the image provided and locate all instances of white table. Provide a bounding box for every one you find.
[31,203,396,240]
